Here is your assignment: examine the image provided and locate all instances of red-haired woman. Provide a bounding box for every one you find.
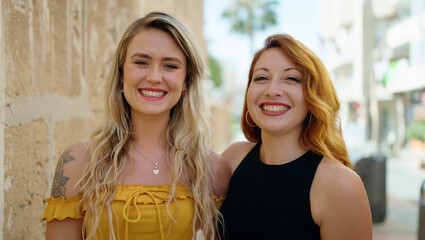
[219,34,372,240]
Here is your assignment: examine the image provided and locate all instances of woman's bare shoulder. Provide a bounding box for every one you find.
[314,157,366,199]
[221,141,256,174]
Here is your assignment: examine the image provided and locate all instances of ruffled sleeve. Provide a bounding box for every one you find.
[213,195,226,209]
[41,195,84,221]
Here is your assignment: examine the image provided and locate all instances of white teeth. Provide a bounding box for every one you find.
[262,105,288,112]
[141,90,165,97]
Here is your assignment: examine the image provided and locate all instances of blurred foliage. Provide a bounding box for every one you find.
[209,54,223,88]
[406,121,425,142]
[222,0,278,53]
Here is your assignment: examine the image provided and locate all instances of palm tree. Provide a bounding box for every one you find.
[222,0,278,55]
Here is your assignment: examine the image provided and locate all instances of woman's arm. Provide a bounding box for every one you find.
[45,143,87,240]
[311,158,373,240]
[211,141,255,197]
[46,219,83,240]
[211,151,231,197]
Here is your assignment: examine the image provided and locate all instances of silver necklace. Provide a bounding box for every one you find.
[134,147,165,175]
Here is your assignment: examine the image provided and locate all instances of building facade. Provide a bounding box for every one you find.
[319,0,425,158]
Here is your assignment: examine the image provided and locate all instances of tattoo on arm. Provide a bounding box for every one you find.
[51,150,76,198]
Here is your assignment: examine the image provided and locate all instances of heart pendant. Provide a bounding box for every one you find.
[153,169,159,175]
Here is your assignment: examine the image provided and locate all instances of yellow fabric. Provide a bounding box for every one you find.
[213,195,225,209]
[42,195,83,221]
[41,185,224,240]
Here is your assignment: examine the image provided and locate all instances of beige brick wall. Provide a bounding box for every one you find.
[4,121,49,239]
[0,1,216,239]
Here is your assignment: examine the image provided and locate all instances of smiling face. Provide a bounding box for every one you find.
[247,47,309,137]
[122,27,187,118]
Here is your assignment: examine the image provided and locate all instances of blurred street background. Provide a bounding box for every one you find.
[204,0,425,239]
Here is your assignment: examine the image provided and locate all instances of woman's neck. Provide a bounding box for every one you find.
[259,130,307,165]
[131,112,169,151]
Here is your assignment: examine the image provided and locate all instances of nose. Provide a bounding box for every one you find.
[265,78,283,97]
[146,65,162,84]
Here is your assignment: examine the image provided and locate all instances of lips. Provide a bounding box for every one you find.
[260,103,290,112]
[258,102,290,117]
[138,88,167,98]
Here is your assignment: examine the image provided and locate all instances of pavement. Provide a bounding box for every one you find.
[373,196,418,240]
[369,148,425,240]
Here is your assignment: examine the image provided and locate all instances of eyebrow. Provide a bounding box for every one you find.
[283,67,301,73]
[254,67,301,73]
[254,67,269,73]
[130,53,184,65]
[131,53,151,59]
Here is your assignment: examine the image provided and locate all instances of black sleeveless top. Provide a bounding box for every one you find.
[219,143,322,240]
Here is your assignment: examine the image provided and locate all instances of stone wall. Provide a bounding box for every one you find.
[0,0,209,239]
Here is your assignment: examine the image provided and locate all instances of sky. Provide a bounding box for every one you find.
[204,0,321,61]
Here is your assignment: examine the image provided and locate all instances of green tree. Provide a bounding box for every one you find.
[209,54,223,88]
[222,0,278,54]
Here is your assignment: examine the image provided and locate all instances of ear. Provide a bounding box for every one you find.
[181,81,188,96]
[183,80,187,90]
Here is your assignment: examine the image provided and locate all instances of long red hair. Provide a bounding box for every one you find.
[241,34,352,168]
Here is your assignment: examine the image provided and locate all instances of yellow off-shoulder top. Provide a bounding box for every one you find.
[41,185,224,240]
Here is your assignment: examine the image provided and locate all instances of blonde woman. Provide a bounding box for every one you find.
[42,12,226,240]
[219,34,372,239]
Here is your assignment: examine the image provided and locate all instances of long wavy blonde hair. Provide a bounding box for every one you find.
[241,34,353,169]
[77,12,219,239]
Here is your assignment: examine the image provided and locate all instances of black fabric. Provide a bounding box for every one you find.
[219,143,322,240]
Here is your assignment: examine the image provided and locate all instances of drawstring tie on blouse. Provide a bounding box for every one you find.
[122,188,170,240]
